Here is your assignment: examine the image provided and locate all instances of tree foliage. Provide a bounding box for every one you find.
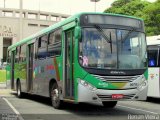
[104,0,160,36]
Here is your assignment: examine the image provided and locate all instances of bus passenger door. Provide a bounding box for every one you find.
[11,50,15,90]
[27,43,34,92]
[64,29,74,99]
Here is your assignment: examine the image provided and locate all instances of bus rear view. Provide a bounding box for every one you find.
[77,14,148,107]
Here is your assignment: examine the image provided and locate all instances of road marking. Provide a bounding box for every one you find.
[3,97,24,120]
[117,105,159,115]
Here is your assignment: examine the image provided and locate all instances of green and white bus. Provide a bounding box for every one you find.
[7,13,148,109]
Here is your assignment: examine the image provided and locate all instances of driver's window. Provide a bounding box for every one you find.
[130,37,140,56]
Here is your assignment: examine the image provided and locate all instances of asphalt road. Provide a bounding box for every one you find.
[0,92,160,120]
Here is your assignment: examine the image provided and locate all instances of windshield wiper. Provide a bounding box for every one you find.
[109,32,112,53]
[94,25,112,53]
[121,27,136,42]
[94,25,111,43]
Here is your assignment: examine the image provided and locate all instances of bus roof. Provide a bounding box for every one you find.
[8,12,143,51]
[147,35,160,45]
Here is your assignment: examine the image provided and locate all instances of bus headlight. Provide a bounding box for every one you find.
[141,80,147,86]
[79,79,97,91]
[138,76,147,90]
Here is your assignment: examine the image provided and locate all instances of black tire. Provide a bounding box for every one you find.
[102,101,117,108]
[50,83,63,109]
[17,81,24,98]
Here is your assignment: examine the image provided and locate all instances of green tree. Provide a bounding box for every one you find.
[143,1,160,35]
[104,0,149,17]
[104,0,160,36]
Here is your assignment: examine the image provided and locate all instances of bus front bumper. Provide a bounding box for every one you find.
[78,82,148,103]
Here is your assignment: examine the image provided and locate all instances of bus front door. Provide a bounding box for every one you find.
[64,29,74,99]
[11,50,15,90]
[27,43,34,92]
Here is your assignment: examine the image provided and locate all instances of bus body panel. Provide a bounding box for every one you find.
[77,72,148,102]
[83,74,146,90]
[18,62,27,92]
[32,57,62,97]
[147,38,160,98]
[147,68,160,98]
[78,81,148,102]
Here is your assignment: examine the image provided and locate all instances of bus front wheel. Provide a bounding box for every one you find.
[102,101,117,108]
[50,83,63,109]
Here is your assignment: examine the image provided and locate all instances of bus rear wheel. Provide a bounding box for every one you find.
[17,81,23,98]
[50,83,63,109]
[102,101,117,108]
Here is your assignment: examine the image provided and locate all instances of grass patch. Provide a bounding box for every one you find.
[0,70,6,83]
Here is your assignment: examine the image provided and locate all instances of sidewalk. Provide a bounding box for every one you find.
[0,89,12,97]
[0,83,7,89]
[0,82,13,97]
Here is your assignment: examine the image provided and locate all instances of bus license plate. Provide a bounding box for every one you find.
[112,94,123,99]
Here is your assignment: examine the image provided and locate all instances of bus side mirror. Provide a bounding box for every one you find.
[75,26,81,40]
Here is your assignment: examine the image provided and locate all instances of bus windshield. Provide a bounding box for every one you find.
[79,27,147,69]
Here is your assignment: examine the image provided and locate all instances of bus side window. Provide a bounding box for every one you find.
[47,29,62,57]
[19,44,27,62]
[7,50,11,63]
[148,48,159,67]
[35,39,38,59]
[15,46,20,63]
[37,34,48,59]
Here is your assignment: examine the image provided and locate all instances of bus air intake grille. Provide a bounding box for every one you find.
[93,75,141,83]
[97,94,135,101]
